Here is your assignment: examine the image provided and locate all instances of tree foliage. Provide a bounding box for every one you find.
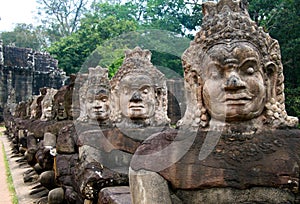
[90,0,203,34]
[36,0,89,42]
[0,24,45,50]
[47,16,137,75]
[80,29,190,79]
[248,0,300,118]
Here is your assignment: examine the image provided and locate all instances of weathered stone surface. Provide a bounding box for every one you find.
[110,46,170,128]
[40,170,57,190]
[56,124,77,154]
[132,129,300,190]
[166,79,186,125]
[40,88,58,121]
[43,132,56,147]
[55,154,78,178]
[129,168,172,204]
[48,187,65,204]
[98,186,132,204]
[0,42,66,121]
[129,0,300,203]
[176,187,296,204]
[35,141,54,170]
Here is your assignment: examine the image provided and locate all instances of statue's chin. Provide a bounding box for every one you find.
[210,110,263,123]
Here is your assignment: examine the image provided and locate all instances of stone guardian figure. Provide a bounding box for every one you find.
[129,0,300,203]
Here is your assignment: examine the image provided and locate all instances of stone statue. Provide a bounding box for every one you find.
[72,66,114,202]
[53,86,68,121]
[177,0,298,129]
[64,74,81,120]
[130,1,300,203]
[29,87,47,120]
[110,46,169,128]
[85,67,111,124]
[73,47,170,203]
[40,88,58,121]
[78,47,170,204]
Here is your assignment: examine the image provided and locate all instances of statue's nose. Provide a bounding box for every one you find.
[130,91,142,102]
[225,74,245,90]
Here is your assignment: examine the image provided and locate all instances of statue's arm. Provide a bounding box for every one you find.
[129,167,172,204]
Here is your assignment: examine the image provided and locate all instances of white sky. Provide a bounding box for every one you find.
[0,0,39,32]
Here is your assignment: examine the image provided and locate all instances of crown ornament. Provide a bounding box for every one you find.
[87,66,110,91]
[110,46,165,90]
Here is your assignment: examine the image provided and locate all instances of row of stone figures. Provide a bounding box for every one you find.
[4,44,171,204]
[3,0,300,203]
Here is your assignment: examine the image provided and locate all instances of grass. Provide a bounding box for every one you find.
[1,128,18,204]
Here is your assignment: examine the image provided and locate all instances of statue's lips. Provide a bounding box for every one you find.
[129,103,145,109]
[221,93,253,105]
[93,109,106,114]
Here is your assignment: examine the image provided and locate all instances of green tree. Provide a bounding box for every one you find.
[0,24,44,50]
[86,29,190,78]
[90,0,203,34]
[47,16,137,75]
[36,0,89,42]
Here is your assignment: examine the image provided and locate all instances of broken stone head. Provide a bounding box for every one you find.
[40,88,58,121]
[110,47,169,127]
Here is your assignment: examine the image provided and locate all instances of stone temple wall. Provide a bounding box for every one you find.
[0,40,66,121]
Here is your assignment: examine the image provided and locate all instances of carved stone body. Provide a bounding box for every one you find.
[129,0,299,203]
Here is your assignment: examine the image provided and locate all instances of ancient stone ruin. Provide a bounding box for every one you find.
[3,46,172,204]
[0,40,66,121]
[2,1,300,203]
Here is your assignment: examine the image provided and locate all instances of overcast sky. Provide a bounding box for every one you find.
[0,0,39,32]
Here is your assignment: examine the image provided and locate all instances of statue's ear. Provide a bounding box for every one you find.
[264,62,277,100]
[265,62,276,77]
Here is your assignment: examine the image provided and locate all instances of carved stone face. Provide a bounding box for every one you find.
[119,75,156,119]
[86,89,110,121]
[55,102,66,120]
[42,100,54,120]
[202,42,266,122]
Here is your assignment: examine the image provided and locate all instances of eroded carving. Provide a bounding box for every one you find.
[40,88,58,121]
[130,1,300,204]
[110,46,169,128]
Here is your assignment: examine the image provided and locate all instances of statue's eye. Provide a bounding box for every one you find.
[142,88,149,94]
[140,86,151,95]
[247,67,255,75]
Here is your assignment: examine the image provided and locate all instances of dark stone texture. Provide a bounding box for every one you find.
[98,186,132,204]
[132,128,300,192]
[0,42,66,121]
